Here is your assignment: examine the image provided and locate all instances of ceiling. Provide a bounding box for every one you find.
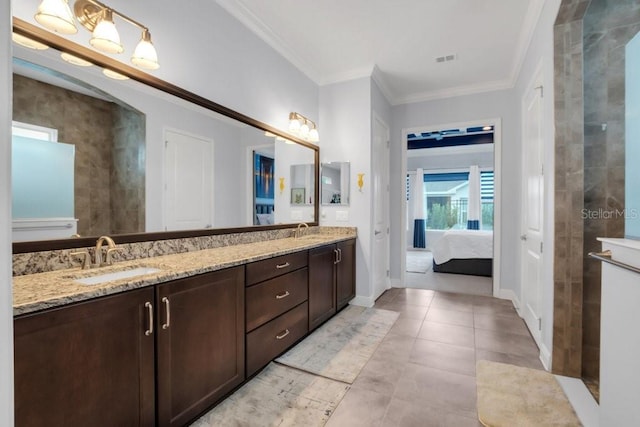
[217,0,545,105]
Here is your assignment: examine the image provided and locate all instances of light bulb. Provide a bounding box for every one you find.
[289,118,301,133]
[131,29,159,70]
[299,122,310,139]
[90,9,123,54]
[308,128,319,142]
[35,0,77,34]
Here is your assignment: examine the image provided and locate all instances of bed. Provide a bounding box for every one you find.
[431,229,493,277]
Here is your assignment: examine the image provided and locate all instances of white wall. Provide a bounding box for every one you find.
[390,89,520,295]
[1,1,14,424]
[319,78,373,302]
[513,0,561,369]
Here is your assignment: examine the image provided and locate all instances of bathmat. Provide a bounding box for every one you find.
[275,305,399,383]
[476,360,582,427]
[191,362,349,427]
[406,250,432,273]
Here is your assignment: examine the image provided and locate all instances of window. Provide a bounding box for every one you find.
[12,121,58,141]
[417,171,494,231]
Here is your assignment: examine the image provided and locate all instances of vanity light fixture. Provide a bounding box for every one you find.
[12,33,49,50]
[288,112,320,142]
[61,52,93,66]
[103,68,129,80]
[33,0,160,70]
[35,0,78,35]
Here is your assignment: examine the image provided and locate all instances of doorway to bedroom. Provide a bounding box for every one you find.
[402,120,499,296]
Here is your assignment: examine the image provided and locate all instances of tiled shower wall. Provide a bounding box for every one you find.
[554,0,639,383]
[13,75,145,237]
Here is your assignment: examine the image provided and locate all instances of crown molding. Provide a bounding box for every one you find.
[506,0,547,88]
[215,0,323,83]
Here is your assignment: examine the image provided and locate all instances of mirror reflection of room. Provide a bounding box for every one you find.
[321,162,350,205]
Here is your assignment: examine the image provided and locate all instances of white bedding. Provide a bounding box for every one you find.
[432,229,493,265]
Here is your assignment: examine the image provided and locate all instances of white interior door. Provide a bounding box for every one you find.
[521,72,544,346]
[373,115,390,300]
[164,129,214,231]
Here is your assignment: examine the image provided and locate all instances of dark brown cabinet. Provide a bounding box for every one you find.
[309,238,357,331]
[245,253,309,377]
[14,267,245,427]
[336,239,356,310]
[308,244,338,330]
[156,267,245,427]
[14,287,156,427]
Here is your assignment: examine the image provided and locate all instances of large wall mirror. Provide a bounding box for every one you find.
[11,18,319,252]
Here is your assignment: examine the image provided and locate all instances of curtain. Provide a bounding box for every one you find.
[412,168,426,248]
[467,165,481,230]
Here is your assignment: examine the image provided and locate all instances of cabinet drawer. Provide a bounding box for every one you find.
[246,251,308,286]
[246,302,308,376]
[246,267,308,332]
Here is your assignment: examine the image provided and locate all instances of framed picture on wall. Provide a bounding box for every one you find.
[291,188,305,205]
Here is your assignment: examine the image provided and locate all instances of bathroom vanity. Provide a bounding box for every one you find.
[13,232,356,427]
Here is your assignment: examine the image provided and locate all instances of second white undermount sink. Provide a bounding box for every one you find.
[73,267,162,285]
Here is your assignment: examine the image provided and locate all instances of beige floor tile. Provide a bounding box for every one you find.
[474,328,540,357]
[325,386,391,427]
[392,291,434,306]
[418,321,475,348]
[475,348,544,370]
[352,356,405,396]
[393,363,477,419]
[388,317,424,337]
[425,307,474,327]
[410,338,476,376]
[429,297,474,313]
[381,398,443,427]
[473,312,531,336]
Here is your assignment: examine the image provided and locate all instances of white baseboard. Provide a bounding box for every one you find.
[539,342,552,371]
[350,295,375,308]
[497,288,522,314]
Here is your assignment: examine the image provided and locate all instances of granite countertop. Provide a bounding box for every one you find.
[13,232,356,316]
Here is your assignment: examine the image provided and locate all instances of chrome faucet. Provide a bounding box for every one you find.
[294,222,309,239]
[95,235,120,266]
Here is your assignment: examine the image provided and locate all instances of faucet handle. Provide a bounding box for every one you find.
[70,250,91,270]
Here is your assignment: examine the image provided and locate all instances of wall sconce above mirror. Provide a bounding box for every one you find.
[321,162,350,206]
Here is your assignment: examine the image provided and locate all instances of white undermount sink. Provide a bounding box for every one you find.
[73,267,162,285]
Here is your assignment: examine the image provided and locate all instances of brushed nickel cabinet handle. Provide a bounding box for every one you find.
[161,297,170,330]
[276,329,290,340]
[276,262,291,269]
[337,248,343,263]
[275,290,290,299]
[334,249,339,264]
[144,302,153,336]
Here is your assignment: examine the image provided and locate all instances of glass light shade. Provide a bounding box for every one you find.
[12,33,49,50]
[299,122,310,139]
[308,128,319,142]
[90,10,124,54]
[289,118,301,133]
[131,30,159,70]
[61,52,93,67]
[35,0,77,34]
[103,68,129,80]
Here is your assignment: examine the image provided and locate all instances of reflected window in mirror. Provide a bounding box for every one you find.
[321,162,350,206]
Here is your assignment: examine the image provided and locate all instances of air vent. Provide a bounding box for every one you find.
[435,54,457,63]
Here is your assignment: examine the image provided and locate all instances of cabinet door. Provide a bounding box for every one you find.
[14,287,155,427]
[308,244,337,331]
[336,239,356,310]
[156,266,245,427]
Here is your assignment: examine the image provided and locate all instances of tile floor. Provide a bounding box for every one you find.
[326,288,543,427]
